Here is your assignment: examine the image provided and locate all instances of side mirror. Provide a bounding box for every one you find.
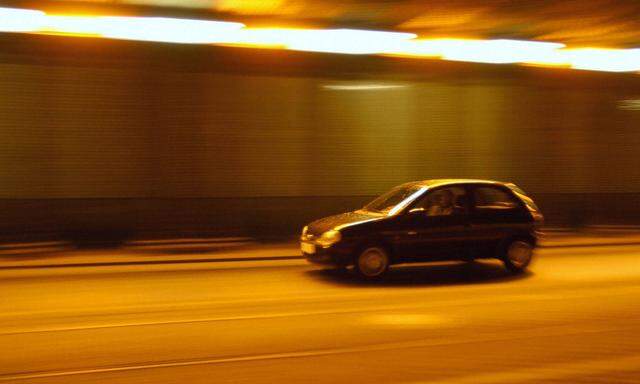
[408,207,426,215]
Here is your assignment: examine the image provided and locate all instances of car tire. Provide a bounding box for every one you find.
[354,246,390,279]
[500,238,534,274]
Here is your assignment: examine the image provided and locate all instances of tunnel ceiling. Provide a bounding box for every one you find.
[12,0,640,47]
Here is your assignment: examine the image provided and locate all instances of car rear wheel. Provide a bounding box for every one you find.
[501,239,534,273]
[354,246,390,279]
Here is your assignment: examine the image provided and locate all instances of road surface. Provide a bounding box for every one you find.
[1,245,639,383]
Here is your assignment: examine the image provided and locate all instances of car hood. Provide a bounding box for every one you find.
[307,210,384,235]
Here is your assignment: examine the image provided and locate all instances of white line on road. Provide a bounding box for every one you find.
[409,353,640,384]
[0,306,453,335]
[2,283,639,336]
[0,323,630,382]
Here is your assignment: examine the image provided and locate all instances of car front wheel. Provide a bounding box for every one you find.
[354,246,390,279]
[501,239,534,273]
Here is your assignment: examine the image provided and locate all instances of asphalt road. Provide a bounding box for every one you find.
[1,245,640,383]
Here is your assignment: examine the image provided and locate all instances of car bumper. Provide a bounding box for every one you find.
[300,240,353,267]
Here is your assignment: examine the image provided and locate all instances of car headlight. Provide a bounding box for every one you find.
[317,229,341,248]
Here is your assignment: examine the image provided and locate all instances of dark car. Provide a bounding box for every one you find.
[300,179,544,278]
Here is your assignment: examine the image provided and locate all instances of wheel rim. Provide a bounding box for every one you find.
[507,241,533,268]
[358,248,388,277]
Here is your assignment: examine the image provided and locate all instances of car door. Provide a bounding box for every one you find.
[468,184,531,255]
[395,185,472,261]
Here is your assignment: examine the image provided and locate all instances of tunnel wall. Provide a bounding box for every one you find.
[1,34,639,242]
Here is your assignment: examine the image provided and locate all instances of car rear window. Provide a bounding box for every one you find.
[474,187,520,209]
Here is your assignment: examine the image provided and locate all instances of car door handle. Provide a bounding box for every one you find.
[407,231,418,235]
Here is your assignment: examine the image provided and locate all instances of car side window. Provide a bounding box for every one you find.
[474,187,519,210]
[413,186,467,217]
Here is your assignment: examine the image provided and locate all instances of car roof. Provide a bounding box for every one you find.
[412,179,510,188]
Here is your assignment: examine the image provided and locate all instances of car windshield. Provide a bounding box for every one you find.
[363,184,424,214]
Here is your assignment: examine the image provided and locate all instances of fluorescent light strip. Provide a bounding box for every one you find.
[391,38,640,72]
[561,48,640,72]
[0,7,45,32]
[0,6,639,72]
[283,29,417,55]
[393,39,566,64]
[0,8,245,43]
[218,28,418,54]
[322,83,408,91]
[99,17,245,43]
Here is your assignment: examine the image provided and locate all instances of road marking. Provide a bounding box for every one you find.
[2,283,639,335]
[0,304,455,335]
[2,283,640,335]
[409,354,640,383]
[0,323,629,381]
[363,314,451,328]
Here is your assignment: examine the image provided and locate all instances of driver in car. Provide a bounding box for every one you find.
[427,189,455,216]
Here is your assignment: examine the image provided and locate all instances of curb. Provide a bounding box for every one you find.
[126,237,253,246]
[541,241,640,249]
[2,236,640,270]
[124,237,255,253]
[0,255,303,270]
[0,241,72,256]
